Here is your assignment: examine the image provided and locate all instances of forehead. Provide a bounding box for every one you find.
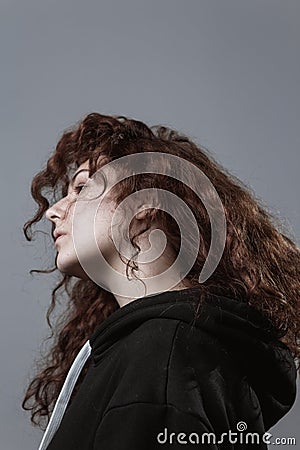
[76,155,109,172]
[68,155,117,195]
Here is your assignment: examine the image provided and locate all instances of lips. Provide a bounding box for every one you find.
[53,230,66,242]
[54,234,67,248]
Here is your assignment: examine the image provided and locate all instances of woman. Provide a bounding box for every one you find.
[23,113,299,449]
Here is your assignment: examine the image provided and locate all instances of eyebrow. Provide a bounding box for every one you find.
[70,169,90,186]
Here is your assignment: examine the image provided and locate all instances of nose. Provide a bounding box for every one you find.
[45,197,68,223]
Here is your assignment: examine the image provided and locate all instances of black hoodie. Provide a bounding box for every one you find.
[46,286,297,449]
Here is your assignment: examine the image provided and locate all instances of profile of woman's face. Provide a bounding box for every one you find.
[45,158,118,281]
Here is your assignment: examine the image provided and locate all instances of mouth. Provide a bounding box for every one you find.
[54,234,67,245]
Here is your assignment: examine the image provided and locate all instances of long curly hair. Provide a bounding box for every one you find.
[22,112,300,430]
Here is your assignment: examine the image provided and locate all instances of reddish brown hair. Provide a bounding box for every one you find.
[22,112,300,429]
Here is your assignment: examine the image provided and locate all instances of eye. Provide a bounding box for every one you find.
[74,184,86,194]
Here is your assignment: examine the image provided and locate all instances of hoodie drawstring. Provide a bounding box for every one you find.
[38,340,92,450]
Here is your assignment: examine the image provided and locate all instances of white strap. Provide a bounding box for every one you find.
[38,340,92,450]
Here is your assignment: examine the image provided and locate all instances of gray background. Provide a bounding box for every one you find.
[1,1,299,449]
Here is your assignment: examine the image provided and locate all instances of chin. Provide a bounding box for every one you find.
[56,254,90,280]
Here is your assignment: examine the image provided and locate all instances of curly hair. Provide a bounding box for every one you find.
[22,112,300,430]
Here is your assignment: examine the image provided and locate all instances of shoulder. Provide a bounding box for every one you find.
[121,316,232,376]
[123,317,181,356]
[119,317,182,382]
[99,318,186,409]
[98,316,245,425]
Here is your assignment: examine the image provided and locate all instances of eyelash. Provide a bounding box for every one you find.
[74,184,86,193]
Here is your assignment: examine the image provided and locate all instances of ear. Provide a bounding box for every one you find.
[129,204,161,247]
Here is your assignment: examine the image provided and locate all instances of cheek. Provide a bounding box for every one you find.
[94,217,115,256]
[71,198,119,262]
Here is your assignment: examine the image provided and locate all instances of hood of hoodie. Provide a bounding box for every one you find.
[90,285,297,430]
